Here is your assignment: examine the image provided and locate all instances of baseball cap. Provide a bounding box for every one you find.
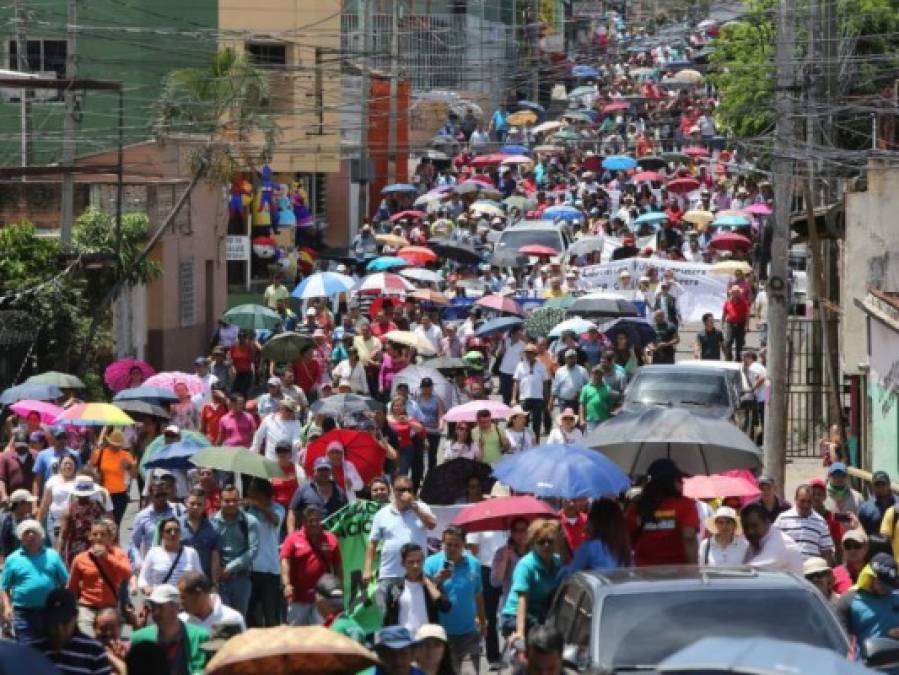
[194,356,210,366]
[647,458,687,480]
[420,377,433,387]
[803,557,831,577]
[757,475,774,486]
[147,584,181,605]
[163,424,180,435]
[51,427,67,439]
[267,376,281,386]
[13,432,28,448]
[828,462,848,476]
[9,489,36,505]
[44,588,78,625]
[374,626,418,650]
[565,349,577,358]
[415,624,447,643]
[843,529,869,545]
[314,457,332,471]
[873,471,891,484]
[809,477,826,489]
[315,573,344,602]
[870,553,899,588]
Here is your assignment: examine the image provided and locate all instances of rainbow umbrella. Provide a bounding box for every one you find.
[55,402,134,427]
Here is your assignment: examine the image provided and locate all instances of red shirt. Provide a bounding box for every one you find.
[625,496,700,566]
[204,487,222,517]
[371,320,398,343]
[230,343,255,373]
[201,402,228,443]
[291,357,323,395]
[280,528,342,602]
[722,296,750,324]
[560,511,588,554]
[272,475,299,509]
[0,449,37,494]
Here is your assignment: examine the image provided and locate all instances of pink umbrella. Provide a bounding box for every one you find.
[445,400,513,423]
[666,177,701,194]
[632,170,664,183]
[104,358,156,393]
[602,101,630,114]
[9,399,64,424]
[744,203,773,216]
[358,272,414,294]
[143,371,205,396]
[518,244,559,257]
[683,474,760,500]
[683,145,710,158]
[709,232,753,253]
[475,294,523,316]
[452,496,559,533]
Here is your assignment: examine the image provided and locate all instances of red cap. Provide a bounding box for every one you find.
[809,478,826,489]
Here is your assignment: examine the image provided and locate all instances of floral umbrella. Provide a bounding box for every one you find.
[143,371,205,396]
[104,358,156,393]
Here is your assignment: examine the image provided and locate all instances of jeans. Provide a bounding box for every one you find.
[249,572,283,627]
[286,602,320,626]
[398,445,415,480]
[522,398,545,442]
[13,607,44,643]
[447,631,481,675]
[219,572,252,616]
[724,321,746,361]
[110,492,129,528]
[232,371,253,397]
[499,373,514,405]
[481,566,501,663]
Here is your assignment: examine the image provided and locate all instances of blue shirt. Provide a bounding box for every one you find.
[211,510,260,575]
[0,547,68,608]
[179,514,221,579]
[502,551,561,625]
[369,502,435,579]
[33,447,80,484]
[247,502,285,574]
[859,497,899,536]
[560,540,618,577]
[850,589,899,642]
[128,502,185,567]
[423,551,482,636]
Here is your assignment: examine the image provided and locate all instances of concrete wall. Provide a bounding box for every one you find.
[841,160,899,375]
[868,316,899,474]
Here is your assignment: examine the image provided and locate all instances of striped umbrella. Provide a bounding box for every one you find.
[292,272,355,299]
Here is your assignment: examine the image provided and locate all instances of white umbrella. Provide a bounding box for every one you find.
[384,330,439,356]
[469,201,504,218]
[548,317,598,338]
[532,120,564,135]
[501,155,535,166]
[391,365,451,404]
[400,268,441,284]
[292,272,355,299]
[357,273,414,294]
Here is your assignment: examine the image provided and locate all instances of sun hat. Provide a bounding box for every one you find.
[705,506,742,535]
[15,519,44,540]
[375,626,418,650]
[72,477,98,498]
[509,405,529,418]
[9,489,36,505]
[106,430,127,447]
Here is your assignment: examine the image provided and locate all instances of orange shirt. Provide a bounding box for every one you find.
[90,446,134,495]
[67,547,132,607]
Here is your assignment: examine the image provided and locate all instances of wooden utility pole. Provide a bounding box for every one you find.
[358,0,371,225]
[763,0,796,493]
[14,0,31,167]
[60,0,78,246]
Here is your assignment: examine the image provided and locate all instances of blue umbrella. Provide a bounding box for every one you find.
[366,256,408,272]
[601,318,657,348]
[475,316,524,337]
[292,271,355,299]
[143,438,210,471]
[542,205,583,223]
[491,444,631,498]
[658,636,875,674]
[572,64,599,78]
[634,211,669,226]
[380,183,418,195]
[602,155,638,171]
[500,144,532,156]
[713,214,752,227]
[113,386,179,405]
[548,317,597,338]
[0,383,62,405]
[513,100,545,114]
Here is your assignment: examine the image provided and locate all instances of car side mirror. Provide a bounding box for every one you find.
[863,637,899,669]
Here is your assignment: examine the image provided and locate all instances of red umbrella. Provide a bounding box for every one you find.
[389,210,427,223]
[602,101,630,114]
[683,145,710,158]
[518,244,559,257]
[709,232,753,252]
[632,170,664,183]
[683,474,760,500]
[452,496,559,533]
[470,154,506,168]
[475,294,524,315]
[666,177,701,194]
[104,358,156,393]
[468,174,496,186]
[397,246,438,265]
[304,429,386,486]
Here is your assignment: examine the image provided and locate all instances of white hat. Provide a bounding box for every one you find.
[15,519,44,540]
[306,308,317,316]
[415,624,447,643]
[705,506,741,534]
[147,584,181,605]
[164,424,180,435]
[803,557,831,577]
[336,264,347,273]
[9,489,36,505]
[72,477,98,498]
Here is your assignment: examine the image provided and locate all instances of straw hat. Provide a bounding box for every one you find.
[508,405,529,419]
[106,430,127,448]
[705,506,742,535]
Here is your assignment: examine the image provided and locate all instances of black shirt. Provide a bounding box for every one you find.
[696,328,724,360]
[652,322,678,364]
[289,480,348,518]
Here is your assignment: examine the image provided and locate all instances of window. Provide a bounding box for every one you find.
[245,42,287,68]
[7,39,67,101]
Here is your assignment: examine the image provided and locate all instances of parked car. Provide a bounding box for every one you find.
[548,567,850,673]
[619,364,742,420]
[494,220,572,261]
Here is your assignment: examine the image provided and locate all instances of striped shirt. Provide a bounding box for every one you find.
[773,508,834,559]
[31,631,112,675]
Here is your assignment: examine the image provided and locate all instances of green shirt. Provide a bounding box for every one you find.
[131,621,209,675]
[471,424,506,464]
[502,551,561,626]
[332,613,366,643]
[580,381,612,423]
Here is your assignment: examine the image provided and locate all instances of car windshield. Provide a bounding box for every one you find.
[627,372,730,408]
[599,589,847,670]
[496,229,564,253]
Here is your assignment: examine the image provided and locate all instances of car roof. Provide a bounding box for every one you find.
[632,364,729,377]
[577,565,808,594]
[505,220,564,230]
[677,359,744,372]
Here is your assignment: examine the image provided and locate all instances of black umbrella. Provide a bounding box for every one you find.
[429,239,481,265]
[419,458,495,505]
[567,297,639,318]
[113,400,170,419]
[611,245,639,260]
[602,318,658,348]
[422,356,468,373]
[311,394,382,417]
[637,156,668,170]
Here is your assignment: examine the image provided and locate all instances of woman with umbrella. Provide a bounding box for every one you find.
[612,332,641,380]
[444,423,480,462]
[169,382,199,432]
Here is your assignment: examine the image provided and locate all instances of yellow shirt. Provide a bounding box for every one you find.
[543,287,569,299]
[263,284,290,310]
[880,506,899,559]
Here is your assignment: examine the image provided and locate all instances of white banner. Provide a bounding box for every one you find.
[601,234,656,262]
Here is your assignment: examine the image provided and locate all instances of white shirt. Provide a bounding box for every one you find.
[180,593,247,632]
[745,362,767,402]
[513,359,548,400]
[415,324,443,354]
[398,580,429,637]
[744,528,804,574]
[250,414,303,461]
[332,359,370,395]
[138,545,202,589]
[546,427,584,445]
[44,474,75,522]
[444,441,481,462]
[341,460,365,502]
[699,535,750,566]
[504,427,536,454]
[500,339,527,375]
[466,529,508,567]
[753,290,769,323]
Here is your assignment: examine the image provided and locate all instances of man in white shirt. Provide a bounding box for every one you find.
[250,398,302,461]
[414,313,444,355]
[331,348,370,395]
[512,343,549,441]
[773,485,835,564]
[192,357,219,409]
[178,571,246,632]
[497,326,527,405]
[742,350,767,442]
[741,503,804,574]
[753,281,769,344]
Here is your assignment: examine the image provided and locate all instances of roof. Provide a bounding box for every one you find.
[856,287,899,332]
[579,565,806,593]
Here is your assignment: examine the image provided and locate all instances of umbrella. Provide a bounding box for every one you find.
[391,365,450,402]
[524,306,568,337]
[445,400,512,423]
[561,111,594,124]
[548,318,597,338]
[666,177,701,194]
[490,249,530,268]
[366,256,408,272]
[304,429,386,485]
[709,232,753,252]
[389,209,426,223]
[552,129,581,142]
[422,356,468,373]
[310,394,381,418]
[662,151,690,164]
[144,372,205,396]
[532,120,564,134]
[501,155,535,167]
[491,444,631,499]
[0,641,61,675]
[568,86,596,98]
[103,358,156,393]
[507,110,537,126]
[683,145,710,158]
[397,246,438,265]
[204,625,380,675]
[400,268,440,284]
[384,330,438,356]
[26,371,85,389]
[713,214,753,229]
[711,260,753,275]
[222,304,281,331]
[660,78,694,89]
[112,399,170,419]
[113,385,179,405]
[744,202,773,216]
[410,289,449,305]
[452,495,559,533]
[602,155,638,171]
[500,144,532,156]
[469,201,504,217]
[567,236,604,257]
[453,180,483,195]
[544,296,575,310]
[637,156,668,170]
[9,400,63,424]
[534,144,564,154]
[513,100,544,114]
[140,429,209,472]
[420,458,495,505]
[542,205,583,222]
[380,183,418,195]
[475,316,524,337]
[658,636,876,675]
[567,297,639,318]
[0,383,62,405]
[292,272,355,299]
[602,101,631,114]
[682,474,760,500]
[427,239,481,265]
[503,195,535,211]
[632,171,664,183]
[143,438,210,471]
[683,209,715,225]
[584,407,763,475]
[674,68,704,83]
[518,244,559,257]
[470,154,506,168]
[572,64,599,78]
[260,332,314,362]
[190,446,285,479]
[634,211,668,226]
[600,318,657,348]
[55,402,134,427]
[358,273,414,294]
[375,233,410,248]
[476,294,523,316]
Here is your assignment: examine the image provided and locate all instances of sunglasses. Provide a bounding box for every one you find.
[843,541,864,551]
[536,538,555,547]
[512,527,528,534]
[163,528,181,535]
[395,487,413,494]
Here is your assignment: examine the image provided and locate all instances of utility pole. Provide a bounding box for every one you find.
[386,0,399,184]
[14,0,31,167]
[60,0,78,246]
[531,0,539,102]
[763,0,796,494]
[357,0,371,227]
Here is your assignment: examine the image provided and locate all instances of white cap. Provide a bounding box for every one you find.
[147,584,181,605]
[306,307,317,316]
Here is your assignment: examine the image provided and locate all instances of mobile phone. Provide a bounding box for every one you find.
[443,560,454,572]
[835,513,851,524]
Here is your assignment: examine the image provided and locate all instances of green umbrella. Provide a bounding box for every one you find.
[503,195,536,212]
[662,151,690,164]
[552,129,580,142]
[222,304,281,330]
[568,86,596,98]
[190,446,286,479]
[524,306,568,338]
[544,296,575,309]
[261,331,314,363]
[26,371,85,388]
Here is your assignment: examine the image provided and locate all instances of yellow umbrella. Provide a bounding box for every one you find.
[507,110,538,126]
[376,233,410,248]
[683,209,715,226]
[532,120,564,135]
[205,626,379,675]
[711,260,752,276]
[54,402,134,427]
[385,330,438,356]
[675,69,704,83]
